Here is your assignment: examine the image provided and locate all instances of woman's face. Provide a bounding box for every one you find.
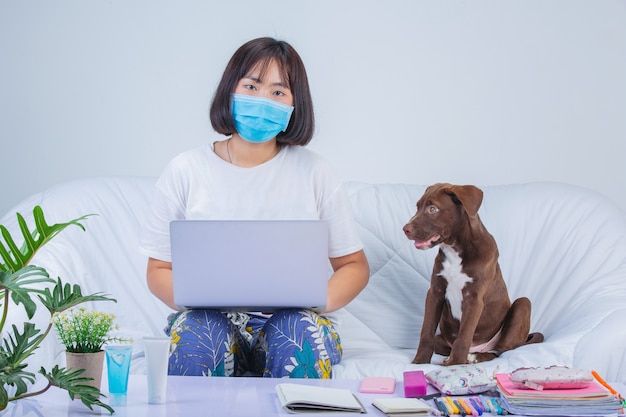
[234,59,294,107]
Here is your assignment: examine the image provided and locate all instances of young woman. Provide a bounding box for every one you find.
[139,37,369,378]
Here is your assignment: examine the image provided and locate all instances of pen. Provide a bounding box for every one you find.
[489,398,503,415]
[495,398,508,415]
[479,395,493,413]
[469,398,483,415]
[453,399,467,416]
[421,392,443,401]
[445,397,460,414]
[463,398,482,416]
[434,398,450,416]
[457,398,473,415]
[438,397,454,415]
[592,370,620,397]
[430,402,443,416]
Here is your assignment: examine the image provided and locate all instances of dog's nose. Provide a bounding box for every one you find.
[403,225,412,237]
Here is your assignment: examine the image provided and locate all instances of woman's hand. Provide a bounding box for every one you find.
[326,250,370,313]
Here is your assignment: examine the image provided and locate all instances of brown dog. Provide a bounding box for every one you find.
[403,183,543,365]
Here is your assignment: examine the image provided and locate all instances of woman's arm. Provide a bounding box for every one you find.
[146,257,181,311]
[326,249,370,313]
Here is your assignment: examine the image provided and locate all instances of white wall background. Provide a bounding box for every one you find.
[1,0,625,216]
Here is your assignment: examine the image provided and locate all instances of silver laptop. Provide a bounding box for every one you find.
[170,220,330,312]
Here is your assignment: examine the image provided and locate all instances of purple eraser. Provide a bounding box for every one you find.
[403,370,428,397]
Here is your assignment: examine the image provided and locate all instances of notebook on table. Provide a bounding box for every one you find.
[170,220,330,312]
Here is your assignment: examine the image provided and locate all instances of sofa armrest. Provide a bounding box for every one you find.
[574,308,626,383]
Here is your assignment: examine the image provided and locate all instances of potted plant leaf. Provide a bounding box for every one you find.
[0,205,117,413]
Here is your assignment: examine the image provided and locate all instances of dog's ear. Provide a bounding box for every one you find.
[446,185,483,218]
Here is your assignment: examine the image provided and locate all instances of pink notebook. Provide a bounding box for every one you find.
[496,373,611,399]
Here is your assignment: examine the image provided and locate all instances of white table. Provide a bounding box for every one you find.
[4,376,624,416]
[3,375,399,416]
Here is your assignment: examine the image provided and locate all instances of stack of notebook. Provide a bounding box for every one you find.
[495,373,624,416]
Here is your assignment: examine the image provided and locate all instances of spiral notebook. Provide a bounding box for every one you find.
[170,220,330,312]
[276,383,366,413]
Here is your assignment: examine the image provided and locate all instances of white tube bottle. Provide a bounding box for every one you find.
[143,337,170,404]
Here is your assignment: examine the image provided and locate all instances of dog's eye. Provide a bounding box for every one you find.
[427,205,439,214]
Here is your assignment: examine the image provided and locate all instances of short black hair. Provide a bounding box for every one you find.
[209,37,315,146]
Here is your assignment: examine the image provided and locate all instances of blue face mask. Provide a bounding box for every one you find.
[231,94,294,143]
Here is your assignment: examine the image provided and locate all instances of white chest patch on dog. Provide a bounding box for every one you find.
[438,244,472,320]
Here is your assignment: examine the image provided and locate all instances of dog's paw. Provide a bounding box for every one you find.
[468,352,498,363]
[441,357,456,366]
[442,355,472,366]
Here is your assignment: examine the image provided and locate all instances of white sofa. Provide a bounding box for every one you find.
[2,176,626,384]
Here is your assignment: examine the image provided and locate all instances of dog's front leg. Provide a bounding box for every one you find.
[445,295,484,365]
[412,278,446,364]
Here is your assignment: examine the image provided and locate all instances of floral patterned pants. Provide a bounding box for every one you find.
[165,309,342,378]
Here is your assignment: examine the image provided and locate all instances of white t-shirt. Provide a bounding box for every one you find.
[139,144,363,262]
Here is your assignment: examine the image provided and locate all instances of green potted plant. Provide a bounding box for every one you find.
[52,307,132,392]
[0,205,116,413]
